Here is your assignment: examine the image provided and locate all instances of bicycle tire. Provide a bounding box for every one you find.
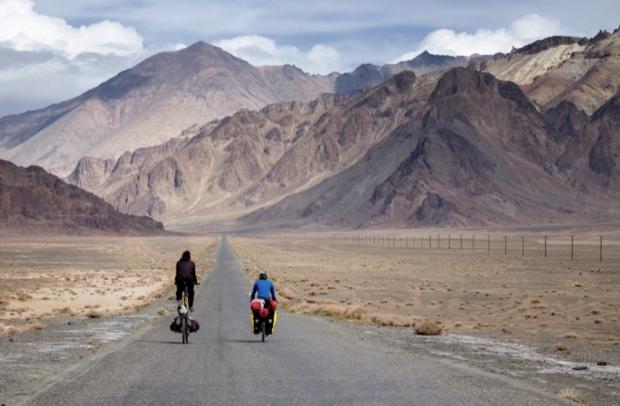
[261,321,265,342]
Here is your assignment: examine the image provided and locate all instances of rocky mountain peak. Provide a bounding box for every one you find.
[515,36,581,55]
[429,67,497,100]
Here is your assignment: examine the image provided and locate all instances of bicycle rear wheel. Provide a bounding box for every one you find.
[261,321,265,342]
[181,317,188,344]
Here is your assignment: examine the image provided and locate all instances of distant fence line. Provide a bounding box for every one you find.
[302,232,611,263]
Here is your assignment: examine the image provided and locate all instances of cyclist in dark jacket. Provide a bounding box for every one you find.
[176,250,197,312]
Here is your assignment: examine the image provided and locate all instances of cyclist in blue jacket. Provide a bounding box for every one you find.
[250,272,277,302]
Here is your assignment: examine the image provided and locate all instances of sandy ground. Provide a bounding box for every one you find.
[231,230,620,366]
[0,236,216,335]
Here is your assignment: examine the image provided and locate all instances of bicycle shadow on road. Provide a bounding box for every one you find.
[221,338,272,344]
[137,339,191,345]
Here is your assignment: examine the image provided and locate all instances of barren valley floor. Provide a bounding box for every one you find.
[0,236,216,335]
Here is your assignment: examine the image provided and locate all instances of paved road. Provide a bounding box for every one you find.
[28,237,566,405]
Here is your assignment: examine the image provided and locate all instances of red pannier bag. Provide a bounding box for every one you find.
[250,299,262,313]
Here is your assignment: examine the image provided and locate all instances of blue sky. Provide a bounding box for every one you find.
[0,0,618,116]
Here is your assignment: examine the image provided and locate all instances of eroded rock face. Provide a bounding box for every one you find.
[544,101,589,142]
[0,159,163,234]
[571,93,620,188]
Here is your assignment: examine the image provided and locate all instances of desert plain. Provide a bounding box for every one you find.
[0,235,215,335]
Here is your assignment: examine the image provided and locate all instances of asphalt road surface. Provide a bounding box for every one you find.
[27,237,567,405]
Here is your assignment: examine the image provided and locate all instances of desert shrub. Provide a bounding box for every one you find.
[28,321,44,330]
[415,320,443,336]
[86,310,103,319]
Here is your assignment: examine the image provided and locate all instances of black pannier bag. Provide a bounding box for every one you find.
[189,319,200,332]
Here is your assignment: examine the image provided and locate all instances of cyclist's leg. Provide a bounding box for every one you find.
[175,283,183,306]
[188,284,195,310]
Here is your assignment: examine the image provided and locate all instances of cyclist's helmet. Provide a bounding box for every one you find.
[259,272,268,280]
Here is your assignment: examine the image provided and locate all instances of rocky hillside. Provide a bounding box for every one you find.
[244,68,618,228]
[0,160,163,234]
[479,28,620,114]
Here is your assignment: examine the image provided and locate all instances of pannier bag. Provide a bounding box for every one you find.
[189,319,200,332]
[169,316,199,333]
[250,299,262,312]
[170,317,182,332]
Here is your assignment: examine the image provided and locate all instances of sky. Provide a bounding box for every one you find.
[0,0,618,116]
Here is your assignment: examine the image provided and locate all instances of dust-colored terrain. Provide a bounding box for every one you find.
[232,230,620,364]
[0,236,215,335]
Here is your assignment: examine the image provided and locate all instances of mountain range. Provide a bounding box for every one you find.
[0,44,473,176]
[3,27,620,232]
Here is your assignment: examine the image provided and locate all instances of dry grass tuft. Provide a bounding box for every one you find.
[558,388,588,405]
[308,305,366,320]
[86,310,104,319]
[415,320,443,336]
[157,308,168,316]
[554,343,570,353]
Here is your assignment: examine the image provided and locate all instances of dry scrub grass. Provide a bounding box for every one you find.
[415,321,443,336]
[290,303,366,320]
[558,388,589,405]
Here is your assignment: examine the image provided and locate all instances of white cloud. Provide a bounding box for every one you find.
[214,35,341,74]
[0,1,192,116]
[0,0,143,59]
[393,14,564,62]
